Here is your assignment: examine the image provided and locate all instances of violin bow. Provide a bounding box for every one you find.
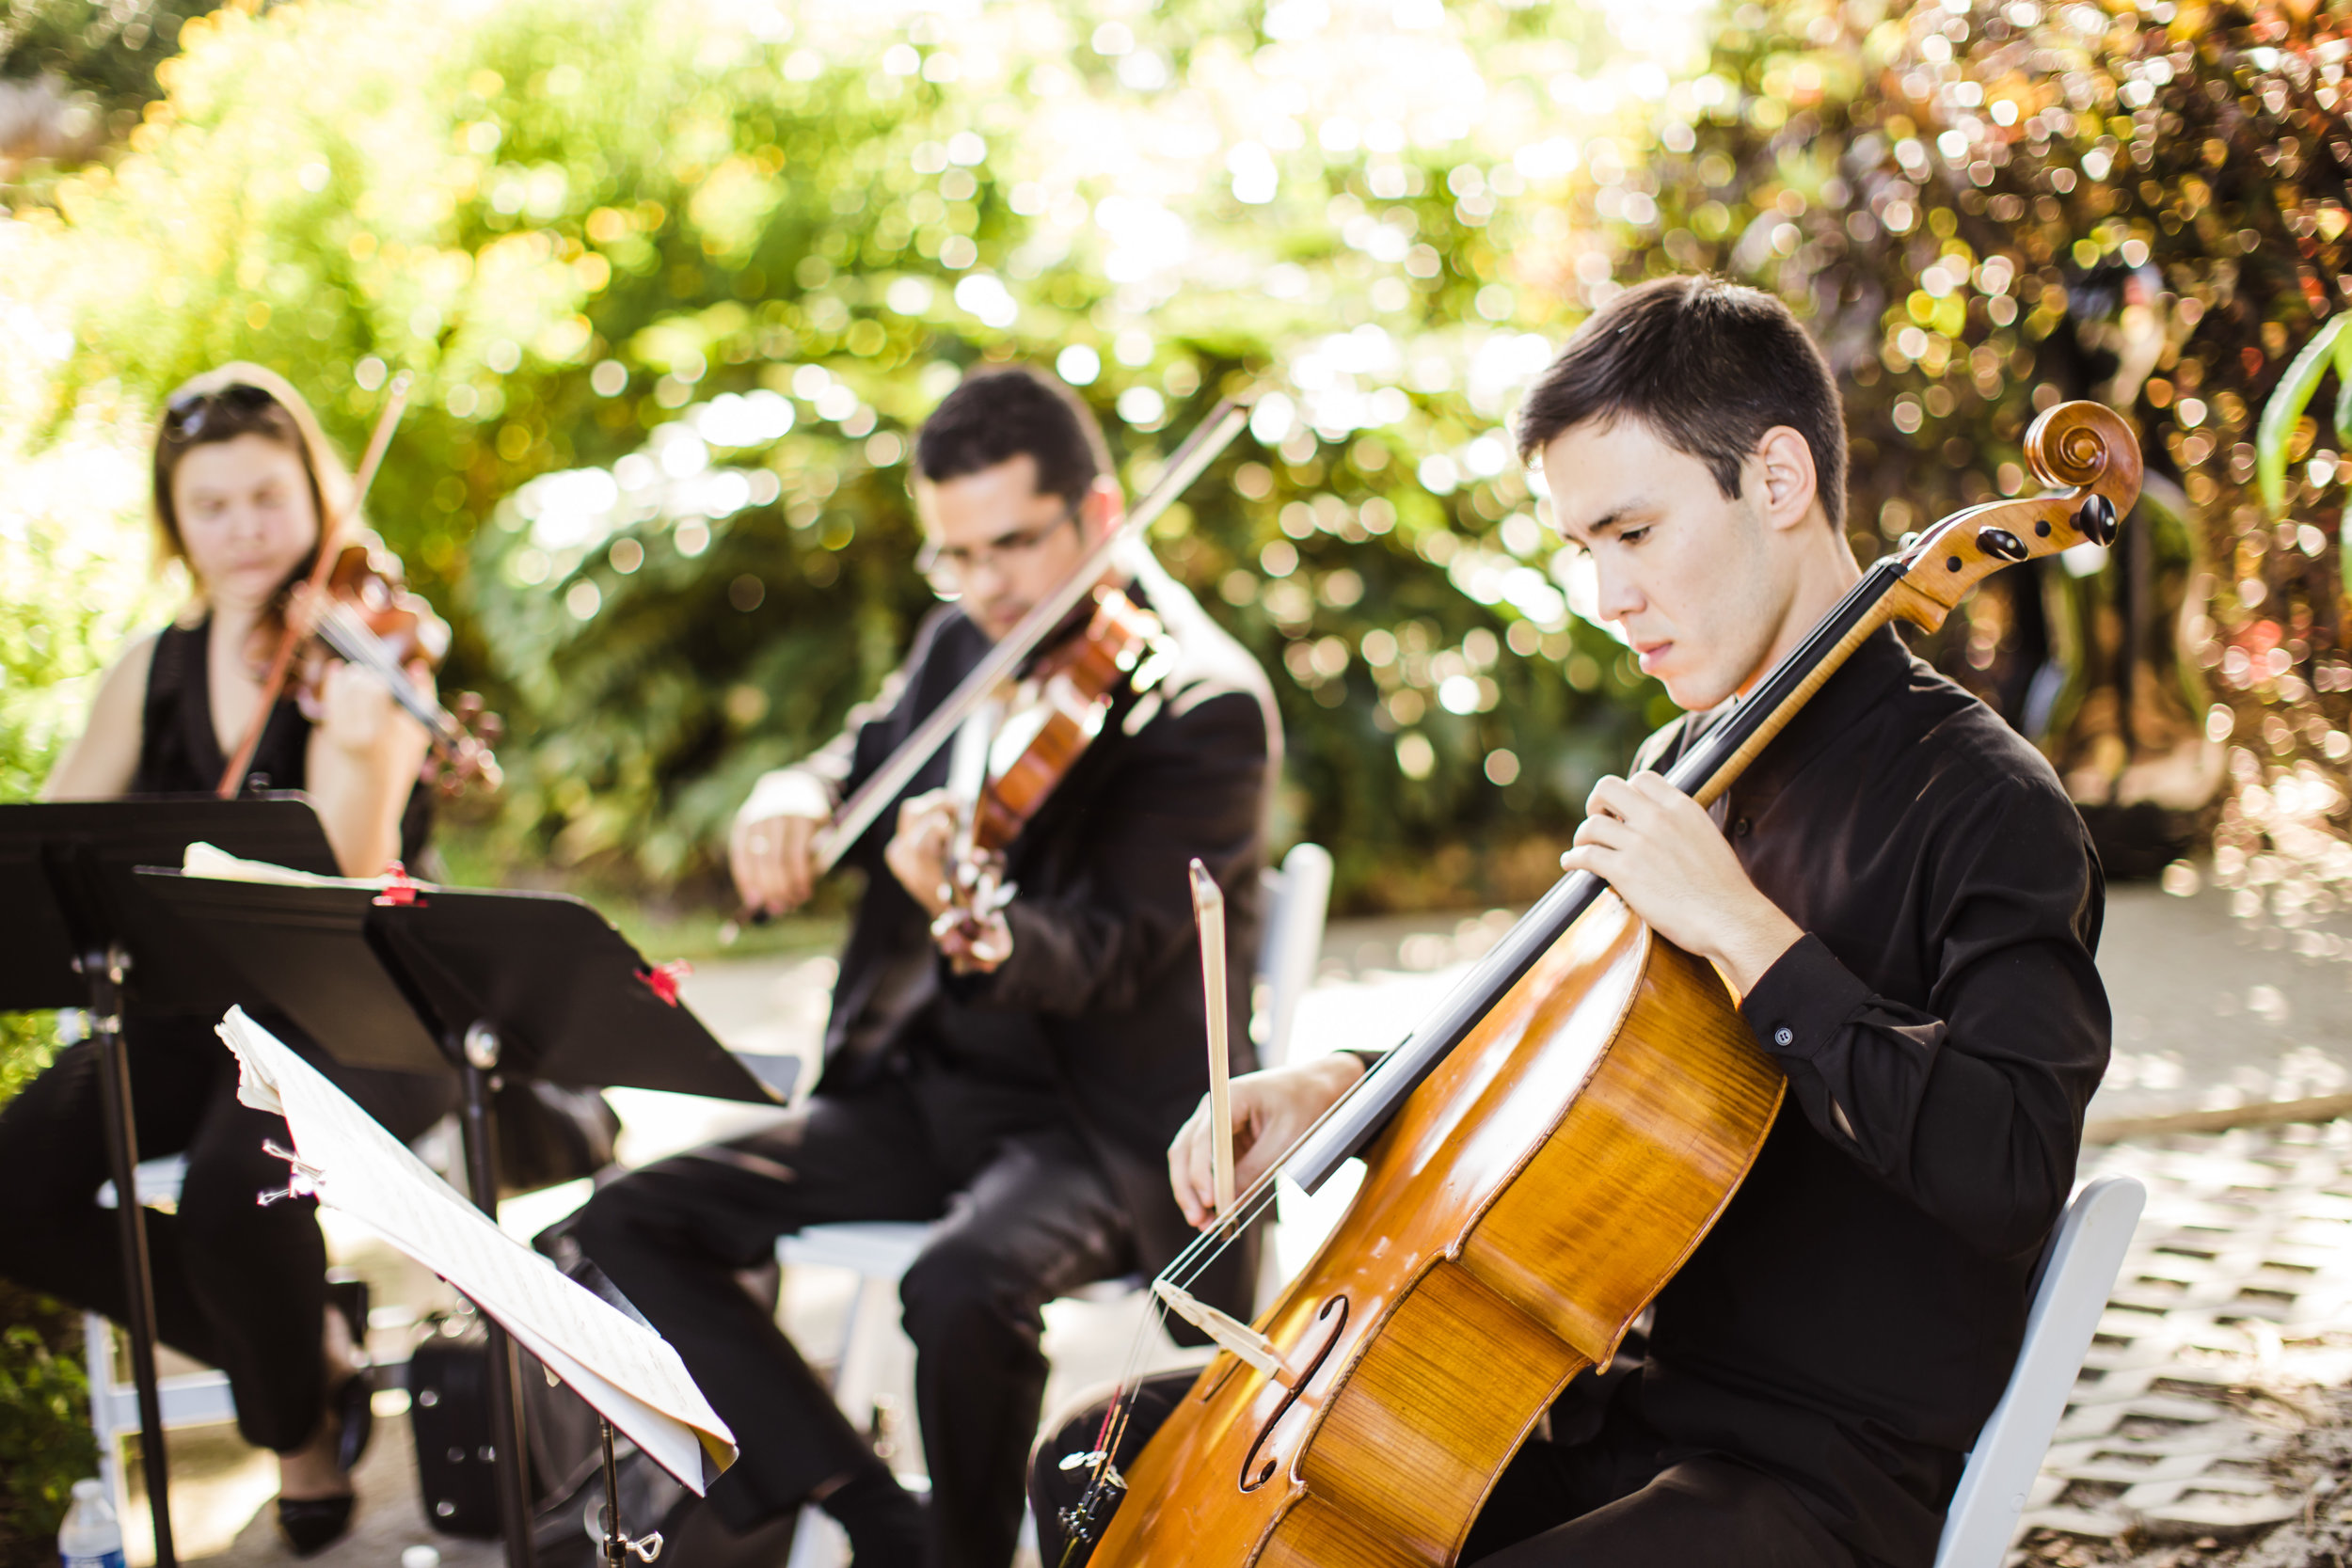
[809,393,1253,873]
[214,372,413,798]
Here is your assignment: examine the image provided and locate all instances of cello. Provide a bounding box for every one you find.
[1069,401,2142,1567]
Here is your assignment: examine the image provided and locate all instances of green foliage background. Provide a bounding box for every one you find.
[17,0,2344,918]
[9,0,2352,1558]
[16,0,1685,916]
[0,303,175,1555]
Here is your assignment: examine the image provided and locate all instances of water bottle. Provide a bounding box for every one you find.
[57,1479,124,1568]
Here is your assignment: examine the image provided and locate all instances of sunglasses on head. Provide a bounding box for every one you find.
[163,382,278,441]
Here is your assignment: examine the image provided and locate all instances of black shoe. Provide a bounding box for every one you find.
[276,1494,355,1556]
[325,1275,374,1473]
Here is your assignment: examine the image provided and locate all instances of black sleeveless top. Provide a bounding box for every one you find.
[131,618,431,862]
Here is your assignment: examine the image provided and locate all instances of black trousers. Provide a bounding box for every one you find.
[0,1017,454,1451]
[1029,1369,1865,1568]
[570,1061,1133,1568]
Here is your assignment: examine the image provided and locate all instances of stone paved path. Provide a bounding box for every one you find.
[2024,1123,2352,1550]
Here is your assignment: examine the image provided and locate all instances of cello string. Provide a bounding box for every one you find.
[1146,1050,1391,1291]
[1072,902,1485,1520]
[1071,1029,1502,1516]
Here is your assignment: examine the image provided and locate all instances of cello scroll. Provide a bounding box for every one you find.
[1883,400,2142,631]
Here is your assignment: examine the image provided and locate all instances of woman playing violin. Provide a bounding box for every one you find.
[0,365,456,1553]
[46,364,434,861]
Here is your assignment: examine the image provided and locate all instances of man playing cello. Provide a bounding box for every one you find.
[1037,276,2109,1568]
[573,365,1278,1568]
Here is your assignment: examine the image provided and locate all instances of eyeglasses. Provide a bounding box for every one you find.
[915,502,1081,596]
[163,382,278,442]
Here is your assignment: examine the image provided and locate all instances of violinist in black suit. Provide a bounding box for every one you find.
[573,365,1279,1568]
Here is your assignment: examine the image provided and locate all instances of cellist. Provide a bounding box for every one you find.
[1037,275,2110,1568]
[570,364,1279,1568]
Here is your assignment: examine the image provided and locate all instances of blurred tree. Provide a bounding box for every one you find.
[0,317,167,1568]
[29,0,2333,926]
[1522,0,2305,888]
[16,0,1688,912]
[0,1277,95,1565]
[0,1,225,174]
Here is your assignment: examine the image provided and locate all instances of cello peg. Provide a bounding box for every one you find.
[1975,527,2028,562]
[2071,494,2118,546]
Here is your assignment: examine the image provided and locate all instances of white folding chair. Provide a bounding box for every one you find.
[1251,843,1331,1073]
[1933,1174,2147,1568]
[87,1156,238,1517]
[777,843,1334,1567]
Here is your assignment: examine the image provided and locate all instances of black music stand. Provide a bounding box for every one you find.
[136,871,776,1568]
[0,797,341,1568]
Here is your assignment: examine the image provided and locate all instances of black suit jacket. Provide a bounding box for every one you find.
[785,570,1279,1309]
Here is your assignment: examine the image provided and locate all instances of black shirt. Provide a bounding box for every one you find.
[132,617,433,862]
[134,617,311,797]
[1630,625,2110,1567]
[790,572,1280,1312]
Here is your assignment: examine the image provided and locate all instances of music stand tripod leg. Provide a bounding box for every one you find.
[83,943,178,1568]
[454,1021,536,1568]
[596,1417,662,1565]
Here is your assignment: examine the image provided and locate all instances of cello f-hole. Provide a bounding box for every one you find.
[1237,1293,1349,1494]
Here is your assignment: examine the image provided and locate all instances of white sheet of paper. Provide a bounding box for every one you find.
[216,1006,735,1490]
[182,842,396,889]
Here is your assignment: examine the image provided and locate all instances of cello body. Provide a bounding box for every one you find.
[1097,891,1781,1566]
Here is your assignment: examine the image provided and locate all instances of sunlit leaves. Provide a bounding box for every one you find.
[6,0,1737,908]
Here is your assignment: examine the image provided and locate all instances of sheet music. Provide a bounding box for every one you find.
[217,1007,735,1490]
[182,842,399,889]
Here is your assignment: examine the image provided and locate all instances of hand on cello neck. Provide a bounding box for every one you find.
[1559,769,1803,997]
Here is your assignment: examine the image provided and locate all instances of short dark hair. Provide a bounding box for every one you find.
[1515,276,1848,530]
[914,364,1112,510]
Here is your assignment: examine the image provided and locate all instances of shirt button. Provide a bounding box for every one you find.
[1734,818,1752,837]
[1773,1026,1794,1047]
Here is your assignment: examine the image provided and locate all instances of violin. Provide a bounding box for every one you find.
[215,374,502,800]
[262,536,503,797]
[786,397,1251,913]
[1064,403,2143,1567]
[930,584,1174,965]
